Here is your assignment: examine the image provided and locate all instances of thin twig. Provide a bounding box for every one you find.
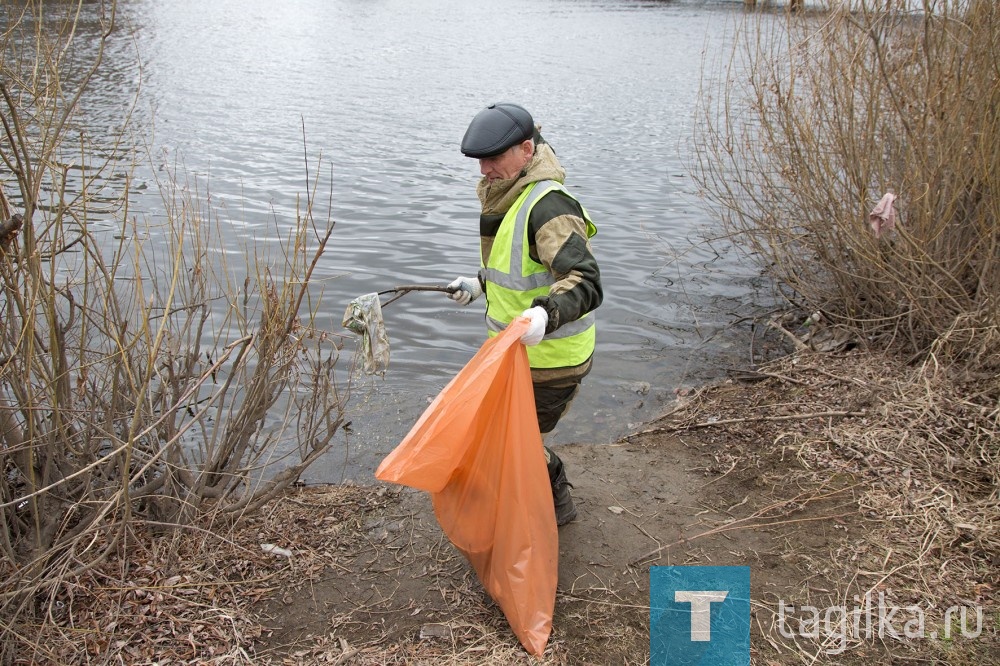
[629,410,865,439]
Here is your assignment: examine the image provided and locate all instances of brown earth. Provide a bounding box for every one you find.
[242,349,997,665]
[13,347,998,665]
[250,437,859,666]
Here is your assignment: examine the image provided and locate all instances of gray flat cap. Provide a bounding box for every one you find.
[460,103,534,158]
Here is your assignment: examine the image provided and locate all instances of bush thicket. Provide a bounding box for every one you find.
[695,0,999,369]
[694,4,1000,659]
[1,1,348,655]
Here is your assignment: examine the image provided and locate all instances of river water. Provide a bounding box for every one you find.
[22,0,781,481]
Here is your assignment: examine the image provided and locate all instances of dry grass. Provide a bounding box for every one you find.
[2,485,375,665]
[655,321,999,662]
[0,484,568,665]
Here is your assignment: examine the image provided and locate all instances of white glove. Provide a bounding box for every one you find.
[519,306,548,346]
[447,276,482,306]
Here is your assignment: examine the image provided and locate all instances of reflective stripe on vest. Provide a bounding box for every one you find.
[481,180,597,368]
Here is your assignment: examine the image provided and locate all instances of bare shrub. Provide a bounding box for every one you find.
[693,5,1000,658]
[1,1,349,657]
[694,0,1000,367]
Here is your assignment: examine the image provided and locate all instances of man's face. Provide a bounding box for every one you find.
[478,140,533,182]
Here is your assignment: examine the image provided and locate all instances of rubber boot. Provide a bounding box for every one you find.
[544,446,577,526]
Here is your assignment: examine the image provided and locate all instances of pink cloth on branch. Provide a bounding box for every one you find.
[869,193,897,238]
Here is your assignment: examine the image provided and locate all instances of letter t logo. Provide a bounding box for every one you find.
[674,591,729,641]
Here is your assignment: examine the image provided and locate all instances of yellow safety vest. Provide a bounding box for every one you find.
[482,180,597,368]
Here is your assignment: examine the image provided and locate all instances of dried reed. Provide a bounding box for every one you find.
[1,3,351,661]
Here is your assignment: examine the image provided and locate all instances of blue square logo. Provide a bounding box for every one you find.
[650,566,750,666]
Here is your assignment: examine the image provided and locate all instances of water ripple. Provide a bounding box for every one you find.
[57,0,779,480]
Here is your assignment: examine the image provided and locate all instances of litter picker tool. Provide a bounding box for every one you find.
[373,283,457,307]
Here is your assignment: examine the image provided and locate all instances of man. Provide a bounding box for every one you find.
[447,102,602,526]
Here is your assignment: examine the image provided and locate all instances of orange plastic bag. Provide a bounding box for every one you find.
[375,318,558,656]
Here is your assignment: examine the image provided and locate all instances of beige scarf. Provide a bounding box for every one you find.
[475,143,567,216]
